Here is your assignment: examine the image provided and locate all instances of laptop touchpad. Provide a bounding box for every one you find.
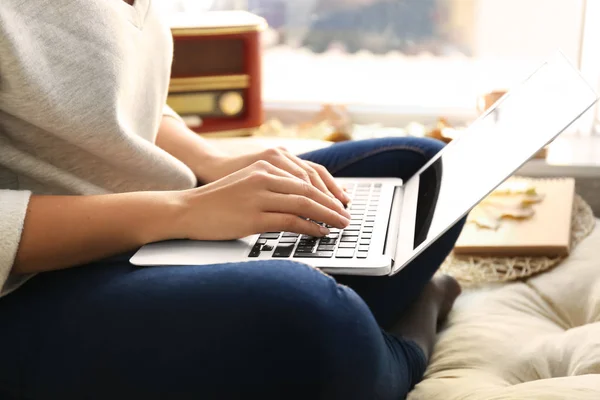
[131,237,255,266]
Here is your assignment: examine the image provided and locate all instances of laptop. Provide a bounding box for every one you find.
[131,52,599,276]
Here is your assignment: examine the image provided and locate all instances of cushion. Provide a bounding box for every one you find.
[409,221,600,400]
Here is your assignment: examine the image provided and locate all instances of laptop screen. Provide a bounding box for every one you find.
[409,52,598,252]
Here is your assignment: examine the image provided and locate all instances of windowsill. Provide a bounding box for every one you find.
[264,100,477,127]
[264,102,600,178]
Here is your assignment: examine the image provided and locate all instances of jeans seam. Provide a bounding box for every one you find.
[327,145,429,176]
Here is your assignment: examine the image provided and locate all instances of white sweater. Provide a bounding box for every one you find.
[0,0,198,296]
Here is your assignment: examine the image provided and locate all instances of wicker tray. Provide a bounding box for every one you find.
[440,194,596,287]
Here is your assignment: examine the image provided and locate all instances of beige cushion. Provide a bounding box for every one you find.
[410,221,600,400]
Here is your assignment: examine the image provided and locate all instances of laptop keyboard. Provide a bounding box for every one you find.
[248,183,381,259]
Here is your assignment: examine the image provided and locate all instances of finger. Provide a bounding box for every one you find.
[305,161,351,204]
[250,160,299,181]
[259,213,331,237]
[262,150,312,184]
[202,160,288,189]
[264,175,351,219]
[283,153,334,199]
[262,193,350,229]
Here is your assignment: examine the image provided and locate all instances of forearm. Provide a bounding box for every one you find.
[155,116,226,183]
[13,191,185,274]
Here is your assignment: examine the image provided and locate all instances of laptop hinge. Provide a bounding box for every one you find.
[384,186,404,273]
[390,175,419,276]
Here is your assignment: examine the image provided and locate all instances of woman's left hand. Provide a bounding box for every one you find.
[201,147,351,205]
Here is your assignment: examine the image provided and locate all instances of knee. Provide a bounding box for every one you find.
[397,137,445,161]
[420,137,445,159]
[262,263,384,398]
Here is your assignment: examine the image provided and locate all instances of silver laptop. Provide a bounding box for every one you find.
[131,52,598,276]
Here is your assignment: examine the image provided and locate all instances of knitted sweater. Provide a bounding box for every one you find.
[0,0,197,296]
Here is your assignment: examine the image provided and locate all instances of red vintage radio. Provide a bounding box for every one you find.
[167,11,267,136]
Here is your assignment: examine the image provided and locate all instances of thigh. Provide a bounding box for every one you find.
[300,137,445,180]
[0,255,416,400]
[300,137,464,329]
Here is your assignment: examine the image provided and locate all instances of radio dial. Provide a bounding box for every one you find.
[219,91,244,116]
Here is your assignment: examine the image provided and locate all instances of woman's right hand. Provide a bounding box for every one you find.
[175,161,352,241]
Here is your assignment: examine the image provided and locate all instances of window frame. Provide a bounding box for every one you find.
[578,0,600,135]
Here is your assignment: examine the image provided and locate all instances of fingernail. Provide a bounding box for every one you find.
[342,209,351,219]
[319,226,330,236]
[340,216,350,227]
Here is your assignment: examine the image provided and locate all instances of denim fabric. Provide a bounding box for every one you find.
[0,137,464,400]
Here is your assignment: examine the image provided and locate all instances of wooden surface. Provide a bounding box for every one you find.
[454,178,575,257]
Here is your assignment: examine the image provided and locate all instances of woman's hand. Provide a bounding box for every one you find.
[176,160,352,241]
[198,147,351,205]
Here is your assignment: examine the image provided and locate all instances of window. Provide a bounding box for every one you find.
[157,0,599,134]
[580,0,600,135]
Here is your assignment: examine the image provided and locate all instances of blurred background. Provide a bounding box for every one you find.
[155,0,599,134]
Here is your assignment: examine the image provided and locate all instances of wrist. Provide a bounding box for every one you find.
[192,152,234,183]
[137,191,190,244]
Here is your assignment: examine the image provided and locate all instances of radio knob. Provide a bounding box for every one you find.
[219,91,244,116]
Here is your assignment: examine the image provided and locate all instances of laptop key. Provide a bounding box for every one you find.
[338,242,357,248]
[260,233,281,240]
[248,244,262,257]
[357,252,368,259]
[317,244,336,251]
[298,244,317,250]
[256,239,267,245]
[359,239,371,245]
[279,237,299,244]
[301,235,318,240]
[361,234,373,239]
[364,222,374,228]
[341,236,359,243]
[336,249,355,258]
[272,244,295,258]
[341,231,359,237]
[282,232,299,238]
[294,251,334,258]
[262,245,274,251]
[362,228,373,233]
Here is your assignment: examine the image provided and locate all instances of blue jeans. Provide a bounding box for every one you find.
[0,138,464,400]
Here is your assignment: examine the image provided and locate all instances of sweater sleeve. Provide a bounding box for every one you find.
[163,105,203,128]
[0,190,31,293]
[162,104,185,124]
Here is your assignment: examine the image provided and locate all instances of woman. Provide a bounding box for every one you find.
[0,1,463,399]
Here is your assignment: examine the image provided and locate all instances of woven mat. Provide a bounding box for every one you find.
[440,194,596,287]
